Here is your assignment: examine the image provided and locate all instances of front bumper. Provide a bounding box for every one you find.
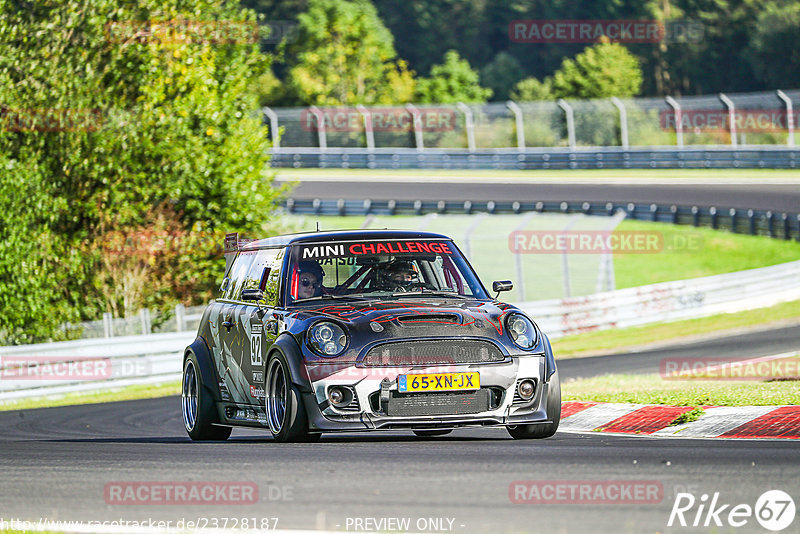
[303,356,556,432]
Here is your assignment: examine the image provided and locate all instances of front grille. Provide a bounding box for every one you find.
[387,389,490,416]
[362,339,505,366]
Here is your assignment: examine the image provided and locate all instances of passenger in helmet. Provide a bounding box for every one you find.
[297,260,324,299]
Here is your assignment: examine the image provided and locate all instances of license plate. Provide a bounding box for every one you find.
[398,372,479,392]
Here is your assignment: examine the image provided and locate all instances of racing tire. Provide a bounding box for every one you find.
[507,372,561,440]
[266,351,319,443]
[182,353,232,441]
[413,430,453,438]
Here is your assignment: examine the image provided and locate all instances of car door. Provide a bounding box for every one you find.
[230,247,283,405]
[216,251,258,405]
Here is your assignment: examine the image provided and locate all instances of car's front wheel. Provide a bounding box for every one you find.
[265,352,320,443]
[507,372,561,440]
[182,354,232,441]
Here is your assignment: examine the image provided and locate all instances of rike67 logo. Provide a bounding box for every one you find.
[669,490,795,531]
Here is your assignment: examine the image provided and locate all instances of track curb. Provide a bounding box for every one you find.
[560,401,800,439]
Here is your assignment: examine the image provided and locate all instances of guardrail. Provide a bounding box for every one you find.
[270,146,800,169]
[285,198,800,242]
[3,260,800,401]
[0,332,192,401]
[521,259,800,338]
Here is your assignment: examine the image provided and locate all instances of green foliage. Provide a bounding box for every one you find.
[511,77,554,101]
[509,41,643,102]
[280,0,414,105]
[746,2,800,88]
[670,407,704,426]
[551,39,643,99]
[0,0,281,343]
[480,52,523,101]
[415,50,492,104]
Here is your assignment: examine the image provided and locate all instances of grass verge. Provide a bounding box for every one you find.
[279,214,800,293]
[613,219,800,289]
[562,373,800,406]
[551,299,800,358]
[0,381,180,412]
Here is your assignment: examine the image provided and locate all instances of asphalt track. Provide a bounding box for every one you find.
[281,179,800,213]
[2,324,800,534]
[558,322,800,379]
[2,177,798,533]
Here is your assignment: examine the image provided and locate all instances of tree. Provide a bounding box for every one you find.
[480,52,524,101]
[415,50,493,103]
[746,1,800,88]
[511,77,554,101]
[0,0,280,342]
[281,0,414,105]
[551,39,643,99]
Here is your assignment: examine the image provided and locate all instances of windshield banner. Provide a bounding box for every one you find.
[300,241,453,259]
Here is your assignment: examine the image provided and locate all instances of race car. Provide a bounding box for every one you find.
[182,230,560,442]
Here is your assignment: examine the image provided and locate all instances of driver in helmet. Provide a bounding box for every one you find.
[379,260,418,290]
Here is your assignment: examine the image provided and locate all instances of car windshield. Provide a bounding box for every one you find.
[285,238,488,303]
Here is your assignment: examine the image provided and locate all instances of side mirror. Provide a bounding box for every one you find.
[241,288,265,302]
[492,280,513,294]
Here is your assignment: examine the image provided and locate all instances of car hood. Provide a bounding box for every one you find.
[288,297,515,332]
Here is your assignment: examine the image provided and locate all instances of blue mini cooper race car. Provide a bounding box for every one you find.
[182,230,560,442]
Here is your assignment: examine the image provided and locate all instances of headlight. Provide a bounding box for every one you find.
[307,321,348,357]
[506,313,538,350]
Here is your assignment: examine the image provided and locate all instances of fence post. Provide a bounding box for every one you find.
[506,100,525,151]
[175,303,185,333]
[719,93,737,148]
[767,211,775,237]
[610,97,629,149]
[456,102,476,153]
[262,107,280,151]
[103,312,113,338]
[665,96,683,148]
[405,104,424,151]
[308,105,327,151]
[557,99,576,150]
[356,104,375,151]
[776,90,795,147]
[783,213,790,240]
[462,213,488,262]
[512,212,536,301]
[140,308,151,336]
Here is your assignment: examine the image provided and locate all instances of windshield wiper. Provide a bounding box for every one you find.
[391,290,468,298]
[296,294,374,302]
